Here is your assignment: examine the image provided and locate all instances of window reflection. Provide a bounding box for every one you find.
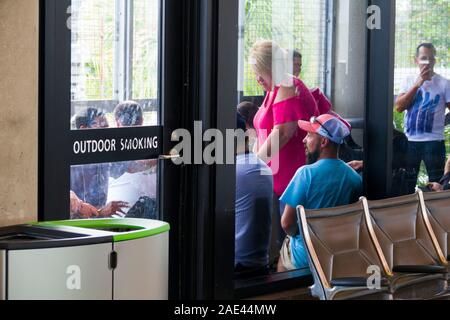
[70,160,158,220]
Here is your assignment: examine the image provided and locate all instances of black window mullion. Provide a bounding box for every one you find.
[364,0,396,200]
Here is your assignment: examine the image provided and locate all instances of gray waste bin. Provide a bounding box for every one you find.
[0,218,170,300]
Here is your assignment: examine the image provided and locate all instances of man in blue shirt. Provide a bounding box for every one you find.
[278,114,363,271]
[235,113,273,275]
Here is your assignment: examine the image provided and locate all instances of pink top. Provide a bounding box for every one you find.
[254,78,321,196]
[310,87,332,115]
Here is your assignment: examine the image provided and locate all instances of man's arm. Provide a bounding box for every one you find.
[257,122,297,163]
[348,160,364,172]
[396,90,419,113]
[281,205,299,236]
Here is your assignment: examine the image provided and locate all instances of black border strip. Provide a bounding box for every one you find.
[364,0,396,200]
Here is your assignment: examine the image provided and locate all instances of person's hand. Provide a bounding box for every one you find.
[79,203,99,219]
[70,191,100,219]
[348,160,364,171]
[99,201,129,217]
[427,182,444,192]
[415,63,432,87]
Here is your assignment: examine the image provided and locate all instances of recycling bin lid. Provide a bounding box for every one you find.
[0,225,113,250]
[35,218,170,243]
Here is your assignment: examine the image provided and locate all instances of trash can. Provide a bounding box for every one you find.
[0,219,170,300]
[38,218,170,300]
[0,224,114,300]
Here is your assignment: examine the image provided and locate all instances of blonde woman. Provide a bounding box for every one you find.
[250,40,319,199]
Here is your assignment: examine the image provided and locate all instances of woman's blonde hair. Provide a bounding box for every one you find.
[250,40,289,86]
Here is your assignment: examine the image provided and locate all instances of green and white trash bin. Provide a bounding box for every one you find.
[0,218,169,300]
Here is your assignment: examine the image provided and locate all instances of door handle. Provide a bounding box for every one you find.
[158,151,181,160]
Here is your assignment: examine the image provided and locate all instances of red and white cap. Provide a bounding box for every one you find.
[298,114,351,145]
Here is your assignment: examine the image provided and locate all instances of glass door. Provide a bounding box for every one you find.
[40,0,169,222]
[68,0,161,220]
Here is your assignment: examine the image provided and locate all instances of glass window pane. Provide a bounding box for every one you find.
[70,159,158,220]
[240,0,327,97]
[236,0,366,277]
[132,0,159,125]
[70,0,159,130]
[71,0,115,103]
[394,0,450,193]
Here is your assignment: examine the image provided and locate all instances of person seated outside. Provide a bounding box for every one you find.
[72,107,109,130]
[110,101,158,219]
[70,104,156,220]
[427,157,450,192]
[237,101,259,150]
[70,108,129,219]
[235,113,274,277]
[292,49,302,78]
[237,101,259,130]
[278,114,363,272]
[113,100,144,127]
[347,128,411,197]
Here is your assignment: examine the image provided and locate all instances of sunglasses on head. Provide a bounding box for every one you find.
[310,116,333,138]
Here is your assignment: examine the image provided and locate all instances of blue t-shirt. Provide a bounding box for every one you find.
[280,159,363,269]
[235,153,273,268]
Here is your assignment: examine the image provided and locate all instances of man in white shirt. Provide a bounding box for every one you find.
[396,43,450,194]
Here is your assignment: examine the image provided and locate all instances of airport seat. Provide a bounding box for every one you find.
[418,190,450,300]
[297,201,391,300]
[420,190,450,263]
[363,193,448,299]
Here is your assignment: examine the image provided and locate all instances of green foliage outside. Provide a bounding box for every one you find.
[73,0,157,101]
[395,0,449,71]
[394,0,450,185]
[132,0,158,100]
[242,0,326,96]
[83,1,115,100]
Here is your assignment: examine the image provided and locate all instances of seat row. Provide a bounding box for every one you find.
[297,190,450,300]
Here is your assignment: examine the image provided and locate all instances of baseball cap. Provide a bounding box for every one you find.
[298,114,350,145]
